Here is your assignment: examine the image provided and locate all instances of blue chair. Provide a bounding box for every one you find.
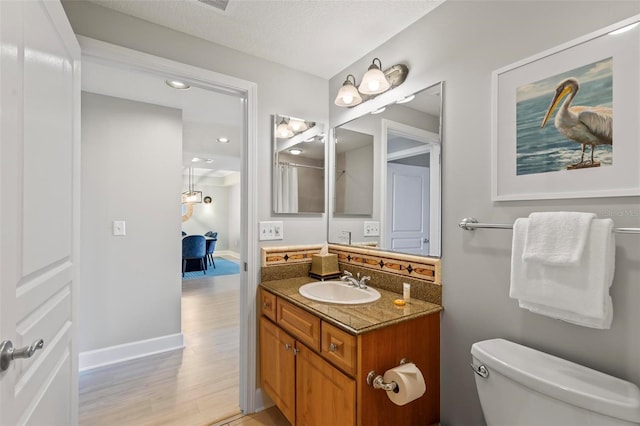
[204,231,218,238]
[182,235,206,276]
[182,231,187,236]
[205,237,217,269]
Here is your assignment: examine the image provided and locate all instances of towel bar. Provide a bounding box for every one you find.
[459,217,640,234]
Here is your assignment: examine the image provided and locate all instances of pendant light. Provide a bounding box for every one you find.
[334,74,363,107]
[181,168,202,204]
[358,58,390,95]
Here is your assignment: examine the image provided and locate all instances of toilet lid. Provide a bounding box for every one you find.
[471,338,640,423]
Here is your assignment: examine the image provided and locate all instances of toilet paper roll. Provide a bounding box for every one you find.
[383,362,426,406]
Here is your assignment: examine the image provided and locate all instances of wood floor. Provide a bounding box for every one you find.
[79,269,243,425]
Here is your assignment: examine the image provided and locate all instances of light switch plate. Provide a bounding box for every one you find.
[113,220,126,236]
[364,221,380,237]
[259,221,284,241]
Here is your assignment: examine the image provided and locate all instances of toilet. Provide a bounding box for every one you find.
[471,338,640,425]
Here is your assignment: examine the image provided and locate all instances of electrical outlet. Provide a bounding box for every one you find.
[363,221,380,237]
[113,220,126,236]
[259,221,284,241]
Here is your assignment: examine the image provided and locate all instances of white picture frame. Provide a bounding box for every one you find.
[491,14,640,201]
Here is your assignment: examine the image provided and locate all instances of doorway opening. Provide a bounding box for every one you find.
[77,38,259,424]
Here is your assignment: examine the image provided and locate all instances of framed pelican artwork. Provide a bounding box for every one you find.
[491,14,640,201]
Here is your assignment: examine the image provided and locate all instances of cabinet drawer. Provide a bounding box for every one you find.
[277,298,320,352]
[260,289,277,322]
[321,321,357,376]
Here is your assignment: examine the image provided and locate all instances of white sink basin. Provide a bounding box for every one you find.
[299,281,381,305]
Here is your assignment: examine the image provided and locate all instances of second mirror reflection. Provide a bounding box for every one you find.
[272,114,325,214]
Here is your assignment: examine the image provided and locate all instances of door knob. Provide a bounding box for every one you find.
[0,339,44,371]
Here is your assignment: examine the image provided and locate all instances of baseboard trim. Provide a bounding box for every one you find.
[254,387,274,413]
[217,250,240,259]
[79,333,184,372]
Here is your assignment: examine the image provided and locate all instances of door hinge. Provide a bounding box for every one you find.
[244,262,248,272]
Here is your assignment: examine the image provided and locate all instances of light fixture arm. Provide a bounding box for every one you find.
[344,74,357,86]
[369,58,382,71]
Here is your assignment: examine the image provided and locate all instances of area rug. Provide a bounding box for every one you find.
[182,257,240,280]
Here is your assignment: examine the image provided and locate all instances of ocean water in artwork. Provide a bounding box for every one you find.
[516,58,613,176]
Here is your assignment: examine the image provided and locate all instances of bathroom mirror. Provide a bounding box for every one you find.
[328,81,443,257]
[272,114,326,214]
[333,126,374,215]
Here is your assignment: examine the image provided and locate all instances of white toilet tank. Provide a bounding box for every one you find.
[471,338,640,426]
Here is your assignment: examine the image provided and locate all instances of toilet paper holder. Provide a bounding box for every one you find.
[366,358,409,392]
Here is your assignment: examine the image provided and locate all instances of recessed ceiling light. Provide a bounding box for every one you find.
[166,80,190,90]
[288,148,303,155]
[191,157,202,162]
[217,137,230,143]
[205,159,214,164]
[371,107,386,115]
[396,94,415,104]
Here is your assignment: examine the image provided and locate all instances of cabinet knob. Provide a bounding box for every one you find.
[328,343,338,352]
[284,343,291,350]
[263,301,271,308]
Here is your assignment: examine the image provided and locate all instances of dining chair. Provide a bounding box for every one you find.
[182,235,206,276]
[205,237,217,269]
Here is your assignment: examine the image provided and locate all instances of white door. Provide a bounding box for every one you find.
[386,163,430,255]
[1,1,80,424]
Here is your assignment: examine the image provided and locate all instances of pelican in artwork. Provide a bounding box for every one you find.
[541,78,612,167]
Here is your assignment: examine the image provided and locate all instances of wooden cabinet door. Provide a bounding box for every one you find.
[296,343,355,426]
[260,317,296,425]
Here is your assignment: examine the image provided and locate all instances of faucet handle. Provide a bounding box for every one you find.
[342,270,353,277]
[359,276,371,289]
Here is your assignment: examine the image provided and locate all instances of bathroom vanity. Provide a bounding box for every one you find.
[259,277,441,426]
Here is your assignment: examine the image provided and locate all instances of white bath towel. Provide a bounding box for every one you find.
[522,212,596,265]
[510,217,615,329]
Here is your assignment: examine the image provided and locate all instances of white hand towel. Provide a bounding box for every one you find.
[522,212,595,265]
[518,297,613,329]
[510,217,615,328]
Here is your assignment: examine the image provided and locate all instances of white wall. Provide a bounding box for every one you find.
[330,2,640,425]
[62,1,329,250]
[80,93,182,352]
[228,181,241,255]
[181,176,234,251]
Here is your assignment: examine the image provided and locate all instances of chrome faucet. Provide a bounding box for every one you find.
[340,270,359,287]
[340,270,371,289]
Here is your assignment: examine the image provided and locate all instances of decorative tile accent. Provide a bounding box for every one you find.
[261,244,323,266]
[328,244,441,285]
[261,243,441,285]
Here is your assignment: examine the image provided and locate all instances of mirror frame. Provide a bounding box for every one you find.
[328,80,444,258]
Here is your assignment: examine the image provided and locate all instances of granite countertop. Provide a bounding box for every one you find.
[260,277,442,335]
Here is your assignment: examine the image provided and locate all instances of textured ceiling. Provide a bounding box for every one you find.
[86,0,444,79]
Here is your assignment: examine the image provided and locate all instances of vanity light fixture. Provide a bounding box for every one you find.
[165,79,190,90]
[335,60,409,108]
[217,137,229,143]
[358,58,391,95]
[334,74,363,107]
[287,118,308,133]
[288,148,303,155]
[276,118,294,138]
[181,167,202,204]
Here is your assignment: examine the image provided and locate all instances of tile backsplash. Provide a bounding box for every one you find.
[261,244,441,305]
